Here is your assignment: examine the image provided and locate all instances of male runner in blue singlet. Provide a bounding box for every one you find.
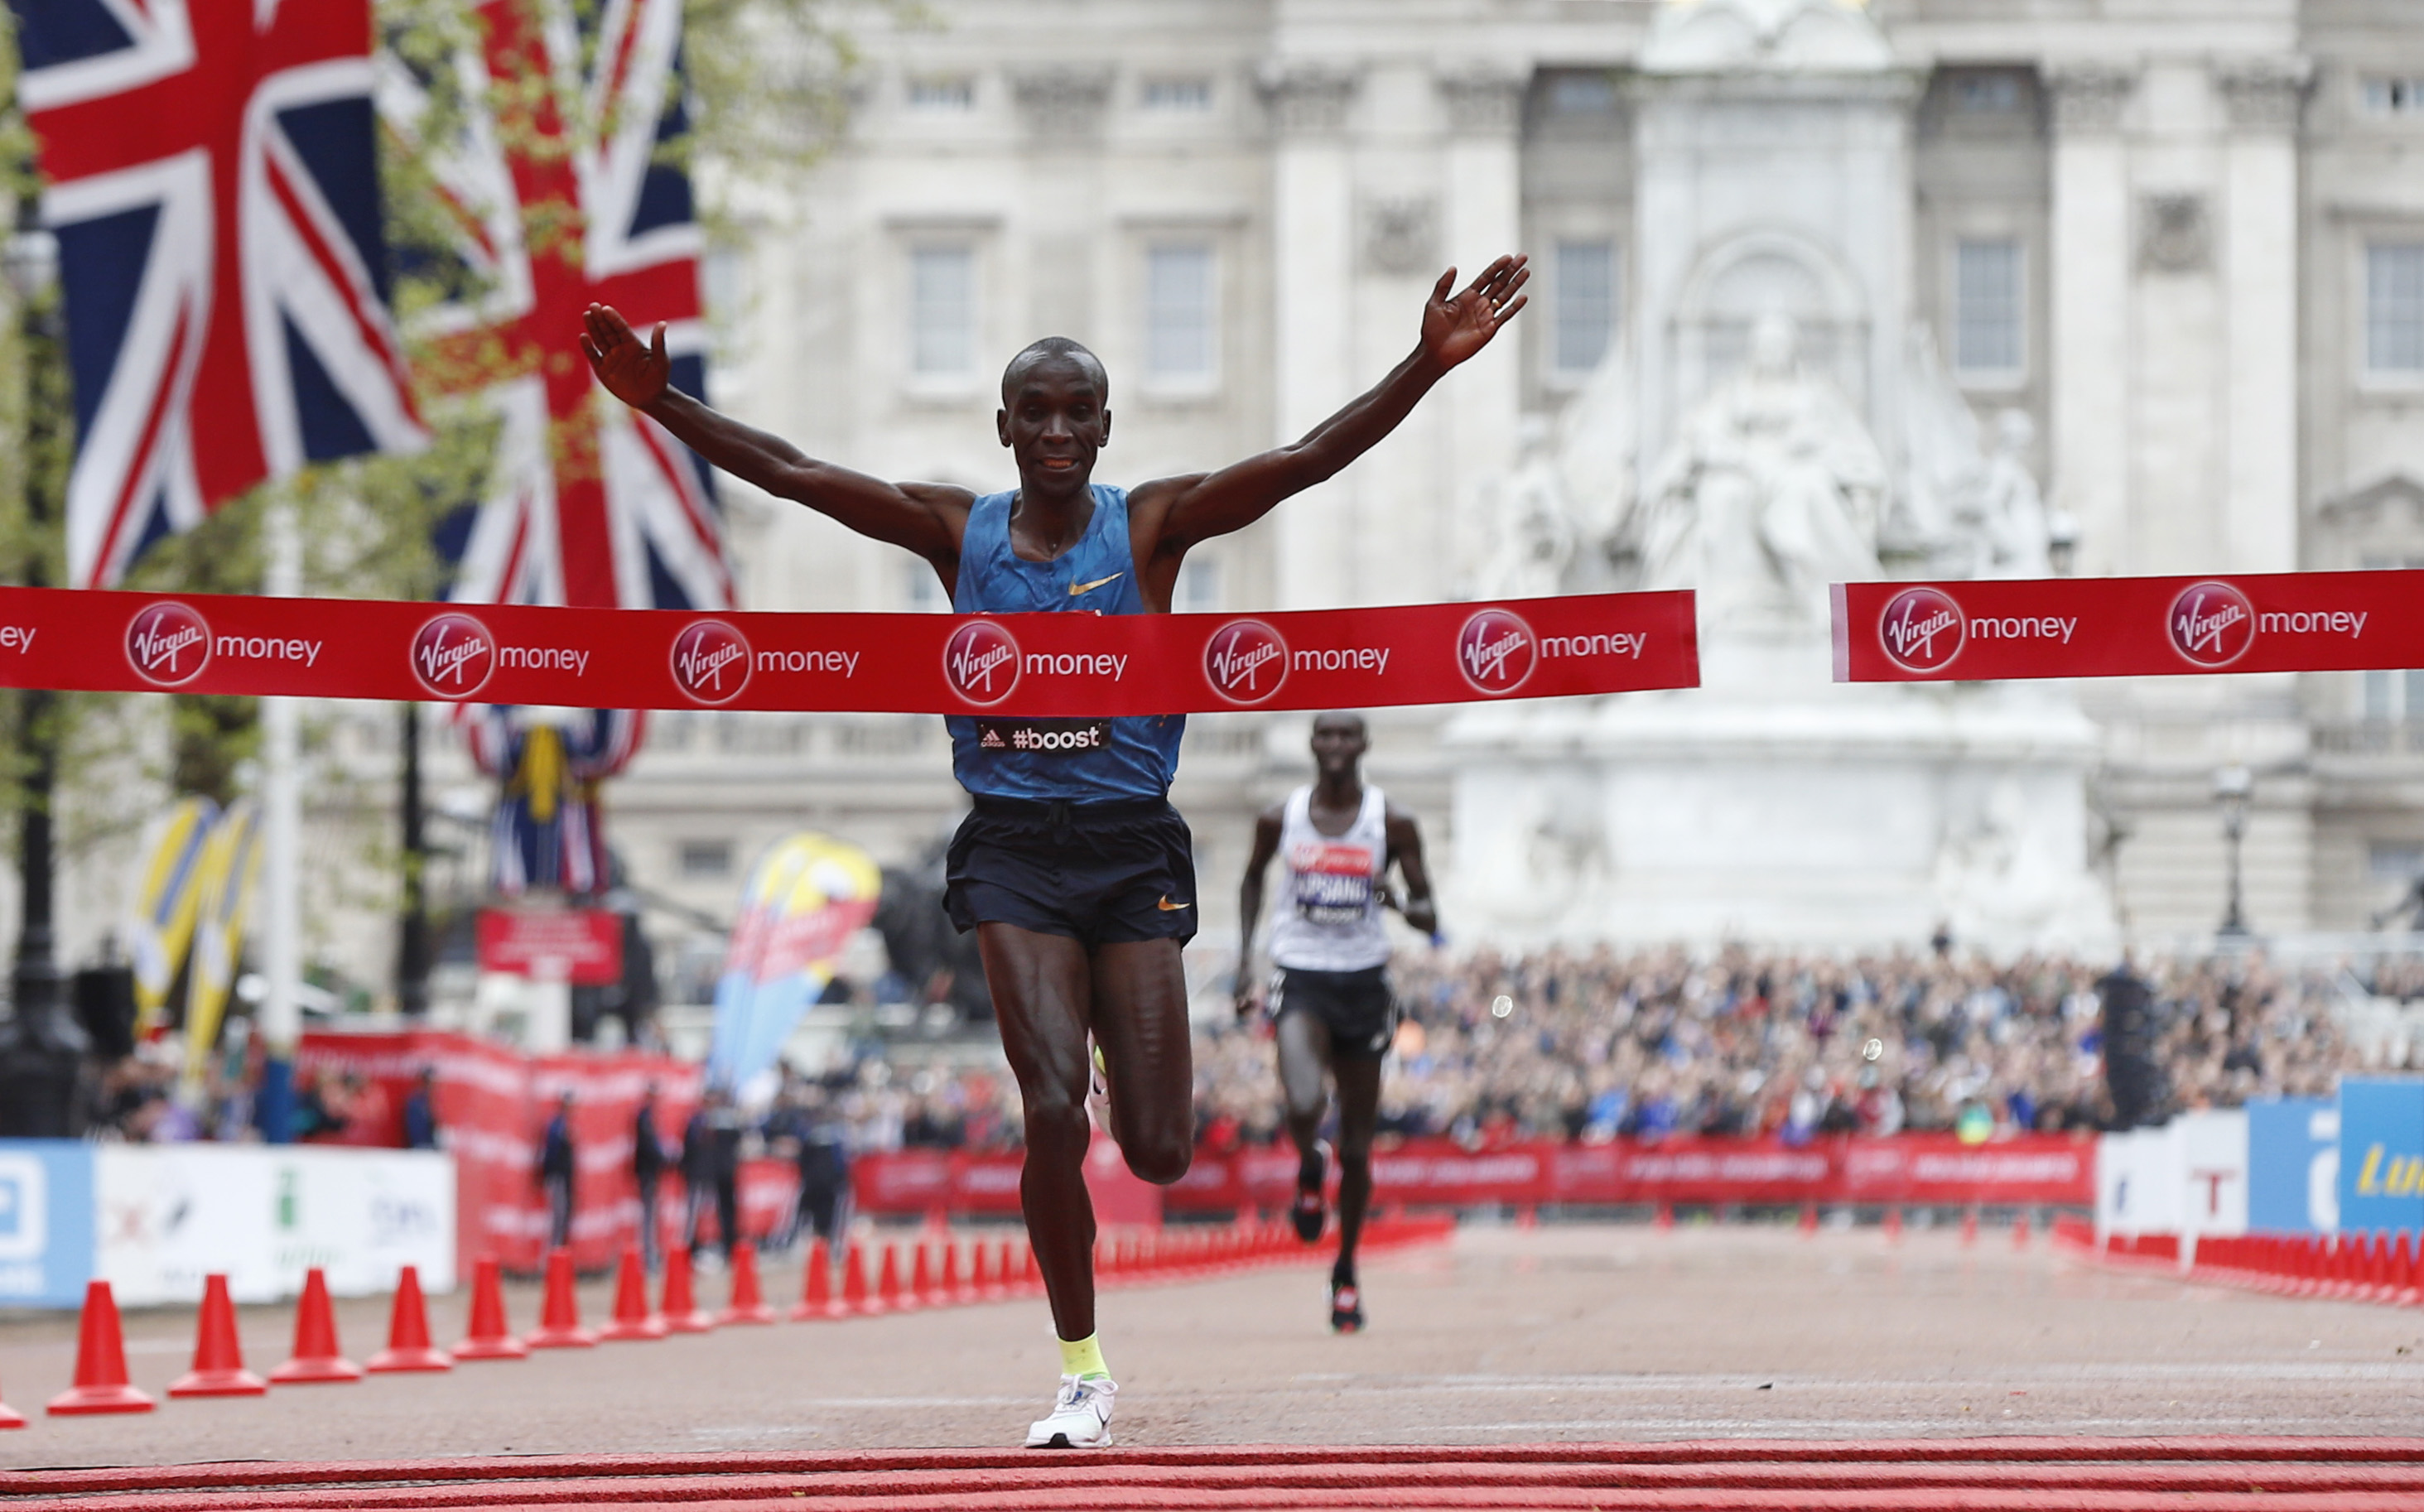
[581,255,1526,1447]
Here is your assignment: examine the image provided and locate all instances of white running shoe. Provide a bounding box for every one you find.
[1024,1373,1116,1448]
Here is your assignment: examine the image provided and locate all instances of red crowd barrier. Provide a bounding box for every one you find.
[2059,1226,2424,1308]
[0,585,1696,713]
[850,1133,2096,1217]
[299,1030,705,1277]
[1834,568,2424,683]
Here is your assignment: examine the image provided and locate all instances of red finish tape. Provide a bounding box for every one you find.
[0,586,1700,712]
[1831,571,2423,682]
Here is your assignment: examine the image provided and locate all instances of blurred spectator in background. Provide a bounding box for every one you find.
[684,1086,743,1265]
[401,1067,439,1150]
[539,1090,576,1251]
[791,1082,851,1264]
[634,1081,669,1270]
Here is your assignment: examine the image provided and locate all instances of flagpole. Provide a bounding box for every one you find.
[257,497,304,1142]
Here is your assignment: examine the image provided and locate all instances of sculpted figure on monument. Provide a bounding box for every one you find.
[1900,325,2055,580]
[1639,313,1884,624]
[1480,418,1578,600]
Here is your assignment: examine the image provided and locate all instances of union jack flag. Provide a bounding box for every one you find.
[12,0,426,590]
[400,0,732,614]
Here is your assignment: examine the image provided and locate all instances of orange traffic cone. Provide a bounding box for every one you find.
[0,1368,20,1428]
[968,1240,993,1301]
[940,1239,966,1303]
[48,1281,152,1415]
[1960,1207,1980,1247]
[525,1249,597,1349]
[908,1242,936,1309]
[718,1242,775,1326]
[2013,1211,2033,1249]
[877,1243,904,1312]
[1654,1201,1675,1231]
[792,1242,834,1322]
[1882,1206,1904,1244]
[1798,1202,1818,1236]
[987,1239,1012,1300]
[366,1265,453,1373]
[269,1268,363,1384]
[661,1247,715,1334]
[169,1274,267,1397]
[842,1241,875,1315]
[598,1247,667,1341]
[453,1254,530,1360]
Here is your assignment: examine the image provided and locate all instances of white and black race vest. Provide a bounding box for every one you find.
[1267,785,1392,974]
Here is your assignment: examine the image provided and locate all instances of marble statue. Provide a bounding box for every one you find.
[1479,418,1578,599]
[1638,313,1884,625]
[1898,325,2055,579]
[1477,333,1634,598]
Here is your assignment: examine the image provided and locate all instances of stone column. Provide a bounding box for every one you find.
[1436,65,1528,601]
[2216,58,2309,574]
[1260,61,1361,610]
[2046,64,2137,575]
[1010,68,1115,339]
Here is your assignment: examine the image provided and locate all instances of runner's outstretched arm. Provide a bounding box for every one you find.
[1131,256,1529,560]
[581,303,972,566]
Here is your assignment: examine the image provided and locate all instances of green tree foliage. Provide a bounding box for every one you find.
[0,0,884,903]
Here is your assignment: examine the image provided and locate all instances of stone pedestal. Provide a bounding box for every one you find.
[1444,628,2118,951]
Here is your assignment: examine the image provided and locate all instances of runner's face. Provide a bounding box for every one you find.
[1310,717,1366,778]
[998,359,1110,500]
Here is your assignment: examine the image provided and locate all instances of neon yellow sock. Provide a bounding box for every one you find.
[1058,1332,1109,1380]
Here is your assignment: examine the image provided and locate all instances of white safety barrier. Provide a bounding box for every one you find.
[94,1146,454,1307]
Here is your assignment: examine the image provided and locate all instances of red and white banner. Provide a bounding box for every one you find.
[0,586,1697,713]
[297,1028,701,1274]
[1834,570,2424,682]
[475,908,624,985]
[851,1133,2097,1216]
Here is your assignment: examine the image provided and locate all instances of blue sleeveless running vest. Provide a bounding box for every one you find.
[947,484,1186,802]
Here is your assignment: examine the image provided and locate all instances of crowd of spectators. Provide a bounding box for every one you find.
[80,944,2388,1153]
[768,946,2375,1158]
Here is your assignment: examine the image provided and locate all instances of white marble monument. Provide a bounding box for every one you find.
[1445,0,2118,953]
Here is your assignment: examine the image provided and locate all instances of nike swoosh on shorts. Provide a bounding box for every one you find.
[1068,573,1125,596]
[1157,896,1192,911]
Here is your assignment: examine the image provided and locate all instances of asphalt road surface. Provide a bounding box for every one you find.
[2,1221,2420,1470]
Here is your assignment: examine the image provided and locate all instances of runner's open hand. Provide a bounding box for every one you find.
[581,303,670,408]
[1420,255,1530,370]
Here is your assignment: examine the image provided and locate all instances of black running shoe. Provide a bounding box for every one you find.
[1329,1278,1364,1334]
[1291,1188,1325,1243]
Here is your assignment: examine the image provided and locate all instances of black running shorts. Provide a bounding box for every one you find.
[945,796,1199,948]
[1271,964,1397,1060]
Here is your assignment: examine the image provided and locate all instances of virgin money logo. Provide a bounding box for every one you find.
[1457,609,1536,695]
[1204,619,1289,705]
[943,619,1021,706]
[2168,581,2255,667]
[1878,587,1966,674]
[410,614,497,699]
[125,601,212,687]
[671,619,753,705]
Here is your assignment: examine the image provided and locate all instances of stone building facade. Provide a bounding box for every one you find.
[548,0,2424,974]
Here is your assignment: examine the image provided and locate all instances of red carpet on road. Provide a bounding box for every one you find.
[5,1439,2422,1511]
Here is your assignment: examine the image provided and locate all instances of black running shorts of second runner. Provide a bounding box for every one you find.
[946,796,1199,947]
[1271,964,1397,1060]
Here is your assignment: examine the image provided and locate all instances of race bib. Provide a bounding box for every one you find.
[973,718,1111,756]
[1290,840,1376,924]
